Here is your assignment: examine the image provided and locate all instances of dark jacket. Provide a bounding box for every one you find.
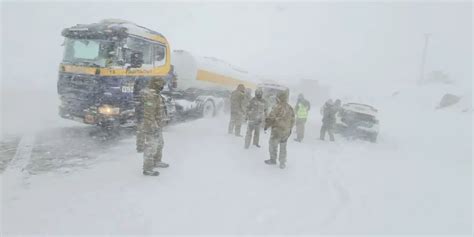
[322,103,337,124]
[230,89,246,116]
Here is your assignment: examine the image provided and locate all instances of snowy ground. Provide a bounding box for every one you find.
[1,86,472,235]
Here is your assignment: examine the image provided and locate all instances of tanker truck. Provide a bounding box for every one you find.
[166,50,257,120]
[57,19,257,128]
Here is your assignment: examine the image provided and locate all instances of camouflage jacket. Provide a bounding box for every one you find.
[133,80,148,121]
[141,88,165,132]
[230,89,246,115]
[247,97,268,123]
[265,102,295,135]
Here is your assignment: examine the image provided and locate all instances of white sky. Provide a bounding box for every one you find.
[1,1,472,89]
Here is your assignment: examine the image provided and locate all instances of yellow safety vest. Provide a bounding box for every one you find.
[296,103,309,119]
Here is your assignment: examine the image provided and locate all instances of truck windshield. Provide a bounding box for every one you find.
[63,38,117,67]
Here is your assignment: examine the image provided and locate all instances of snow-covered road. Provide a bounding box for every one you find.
[2,98,471,235]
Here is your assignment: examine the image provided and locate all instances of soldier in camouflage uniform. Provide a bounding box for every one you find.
[244,88,268,149]
[264,91,295,169]
[228,84,246,136]
[141,77,169,176]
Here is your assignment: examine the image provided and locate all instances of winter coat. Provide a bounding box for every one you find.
[322,103,337,125]
[295,99,311,119]
[230,89,246,117]
[246,97,268,123]
[141,88,166,132]
[134,80,149,121]
[265,96,295,136]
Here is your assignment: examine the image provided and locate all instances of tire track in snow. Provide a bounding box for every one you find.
[4,133,36,184]
[9,134,35,171]
[319,145,351,228]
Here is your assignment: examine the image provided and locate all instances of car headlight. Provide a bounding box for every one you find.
[98,105,120,115]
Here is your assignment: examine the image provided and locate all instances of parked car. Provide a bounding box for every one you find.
[335,103,379,142]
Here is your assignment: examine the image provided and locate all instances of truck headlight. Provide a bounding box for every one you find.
[98,105,120,115]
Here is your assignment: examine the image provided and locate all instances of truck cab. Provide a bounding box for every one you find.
[57,19,171,128]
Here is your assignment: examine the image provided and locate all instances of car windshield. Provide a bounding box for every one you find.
[63,38,118,67]
[342,110,378,124]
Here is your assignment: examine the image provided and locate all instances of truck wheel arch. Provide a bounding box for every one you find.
[201,99,216,118]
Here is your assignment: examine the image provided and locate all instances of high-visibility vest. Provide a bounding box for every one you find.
[296,103,309,119]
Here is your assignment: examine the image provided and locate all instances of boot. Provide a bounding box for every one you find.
[279,163,286,169]
[254,144,261,148]
[155,161,169,168]
[143,170,160,176]
[264,159,277,165]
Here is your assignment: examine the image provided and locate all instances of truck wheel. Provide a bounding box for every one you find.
[202,100,215,118]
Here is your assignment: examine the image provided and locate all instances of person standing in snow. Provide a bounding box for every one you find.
[320,99,337,141]
[244,88,268,149]
[264,91,295,169]
[228,84,247,136]
[141,77,169,176]
[294,93,311,142]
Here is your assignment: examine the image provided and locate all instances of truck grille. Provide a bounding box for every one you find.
[58,73,101,117]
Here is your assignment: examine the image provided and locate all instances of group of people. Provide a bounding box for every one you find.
[228,84,344,169]
[228,84,295,169]
[134,77,342,176]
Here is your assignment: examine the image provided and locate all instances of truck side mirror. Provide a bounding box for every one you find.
[130,51,144,68]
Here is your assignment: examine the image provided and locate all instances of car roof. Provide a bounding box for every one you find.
[343,103,378,116]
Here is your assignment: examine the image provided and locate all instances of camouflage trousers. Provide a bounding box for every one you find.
[269,130,291,164]
[320,123,335,141]
[136,121,145,151]
[295,118,307,141]
[245,121,261,148]
[143,130,164,172]
[228,113,244,136]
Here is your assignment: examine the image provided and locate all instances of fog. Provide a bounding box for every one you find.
[2,1,472,89]
[2,1,471,136]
